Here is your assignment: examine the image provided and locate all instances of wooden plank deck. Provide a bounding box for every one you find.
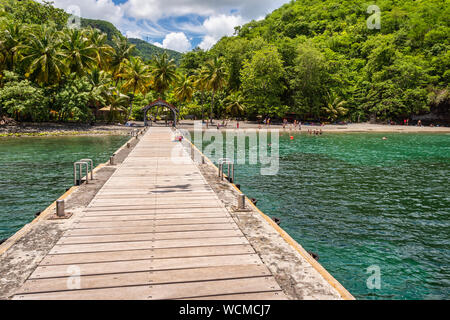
[13,127,286,300]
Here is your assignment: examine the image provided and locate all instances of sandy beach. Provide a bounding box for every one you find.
[176,120,450,133]
[1,121,450,136]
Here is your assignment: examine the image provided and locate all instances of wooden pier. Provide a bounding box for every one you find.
[13,127,287,300]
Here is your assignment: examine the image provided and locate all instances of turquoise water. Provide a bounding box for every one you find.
[0,135,129,239]
[192,131,450,300]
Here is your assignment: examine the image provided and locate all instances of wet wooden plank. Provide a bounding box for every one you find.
[78,212,229,222]
[15,277,281,300]
[50,237,249,254]
[65,224,239,236]
[57,229,242,245]
[74,217,234,229]
[41,245,255,265]
[18,265,272,294]
[30,254,262,279]
[184,291,286,300]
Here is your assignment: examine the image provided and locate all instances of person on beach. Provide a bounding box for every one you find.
[418,120,422,127]
[237,121,239,129]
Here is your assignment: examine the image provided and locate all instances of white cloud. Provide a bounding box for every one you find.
[155,32,191,52]
[198,14,244,50]
[198,35,216,51]
[45,0,291,51]
[125,30,143,39]
[49,0,125,25]
[122,0,289,22]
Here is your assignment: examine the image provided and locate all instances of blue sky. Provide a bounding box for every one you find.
[49,0,290,52]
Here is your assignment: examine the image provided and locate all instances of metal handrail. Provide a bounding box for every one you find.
[218,158,234,183]
[79,159,94,180]
[73,161,89,185]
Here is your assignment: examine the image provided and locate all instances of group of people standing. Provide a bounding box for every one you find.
[308,129,323,135]
[282,119,302,131]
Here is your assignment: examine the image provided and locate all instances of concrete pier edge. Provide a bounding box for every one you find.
[178,128,355,300]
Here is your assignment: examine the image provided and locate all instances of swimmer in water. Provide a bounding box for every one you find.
[382,137,387,140]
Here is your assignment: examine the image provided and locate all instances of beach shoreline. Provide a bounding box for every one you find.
[1,121,450,136]
[177,121,450,133]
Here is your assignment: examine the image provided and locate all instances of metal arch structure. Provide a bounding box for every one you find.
[142,99,179,127]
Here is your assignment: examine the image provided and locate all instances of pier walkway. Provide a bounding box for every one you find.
[13,127,286,300]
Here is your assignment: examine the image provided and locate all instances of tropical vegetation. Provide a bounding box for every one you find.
[0,0,448,124]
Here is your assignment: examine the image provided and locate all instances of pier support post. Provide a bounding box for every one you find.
[238,194,246,210]
[56,200,65,217]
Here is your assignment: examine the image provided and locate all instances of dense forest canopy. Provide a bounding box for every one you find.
[0,0,448,124]
[196,0,449,122]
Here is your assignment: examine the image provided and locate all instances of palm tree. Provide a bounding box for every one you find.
[20,26,67,85]
[174,74,194,103]
[1,21,26,71]
[110,36,135,85]
[152,52,178,100]
[116,56,152,122]
[107,90,129,123]
[62,28,97,76]
[87,28,114,70]
[225,92,246,118]
[193,69,208,122]
[322,93,348,122]
[201,57,228,123]
[86,67,112,112]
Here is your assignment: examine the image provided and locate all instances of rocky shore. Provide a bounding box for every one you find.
[0,121,139,137]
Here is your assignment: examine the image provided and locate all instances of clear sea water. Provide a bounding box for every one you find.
[1,132,448,300]
[0,135,129,240]
[191,131,450,300]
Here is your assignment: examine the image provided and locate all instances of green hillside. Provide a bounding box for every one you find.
[128,38,182,64]
[80,19,182,63]
[0,0,181,63]
[188,0,449,122]
[81,18,123,41]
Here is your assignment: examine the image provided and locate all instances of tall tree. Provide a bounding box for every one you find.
[201,57,228,123]
[225,92,246,118]
[110,36,135,85]
[193,68,208,122]
[152,52,178,100]
[87,28,114,70]
[240,46,285,117]
[1,21,26,71]
[117,56,152,122]
[62,28,97,76]
[174,74,194,103]
[20,25,67,86]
